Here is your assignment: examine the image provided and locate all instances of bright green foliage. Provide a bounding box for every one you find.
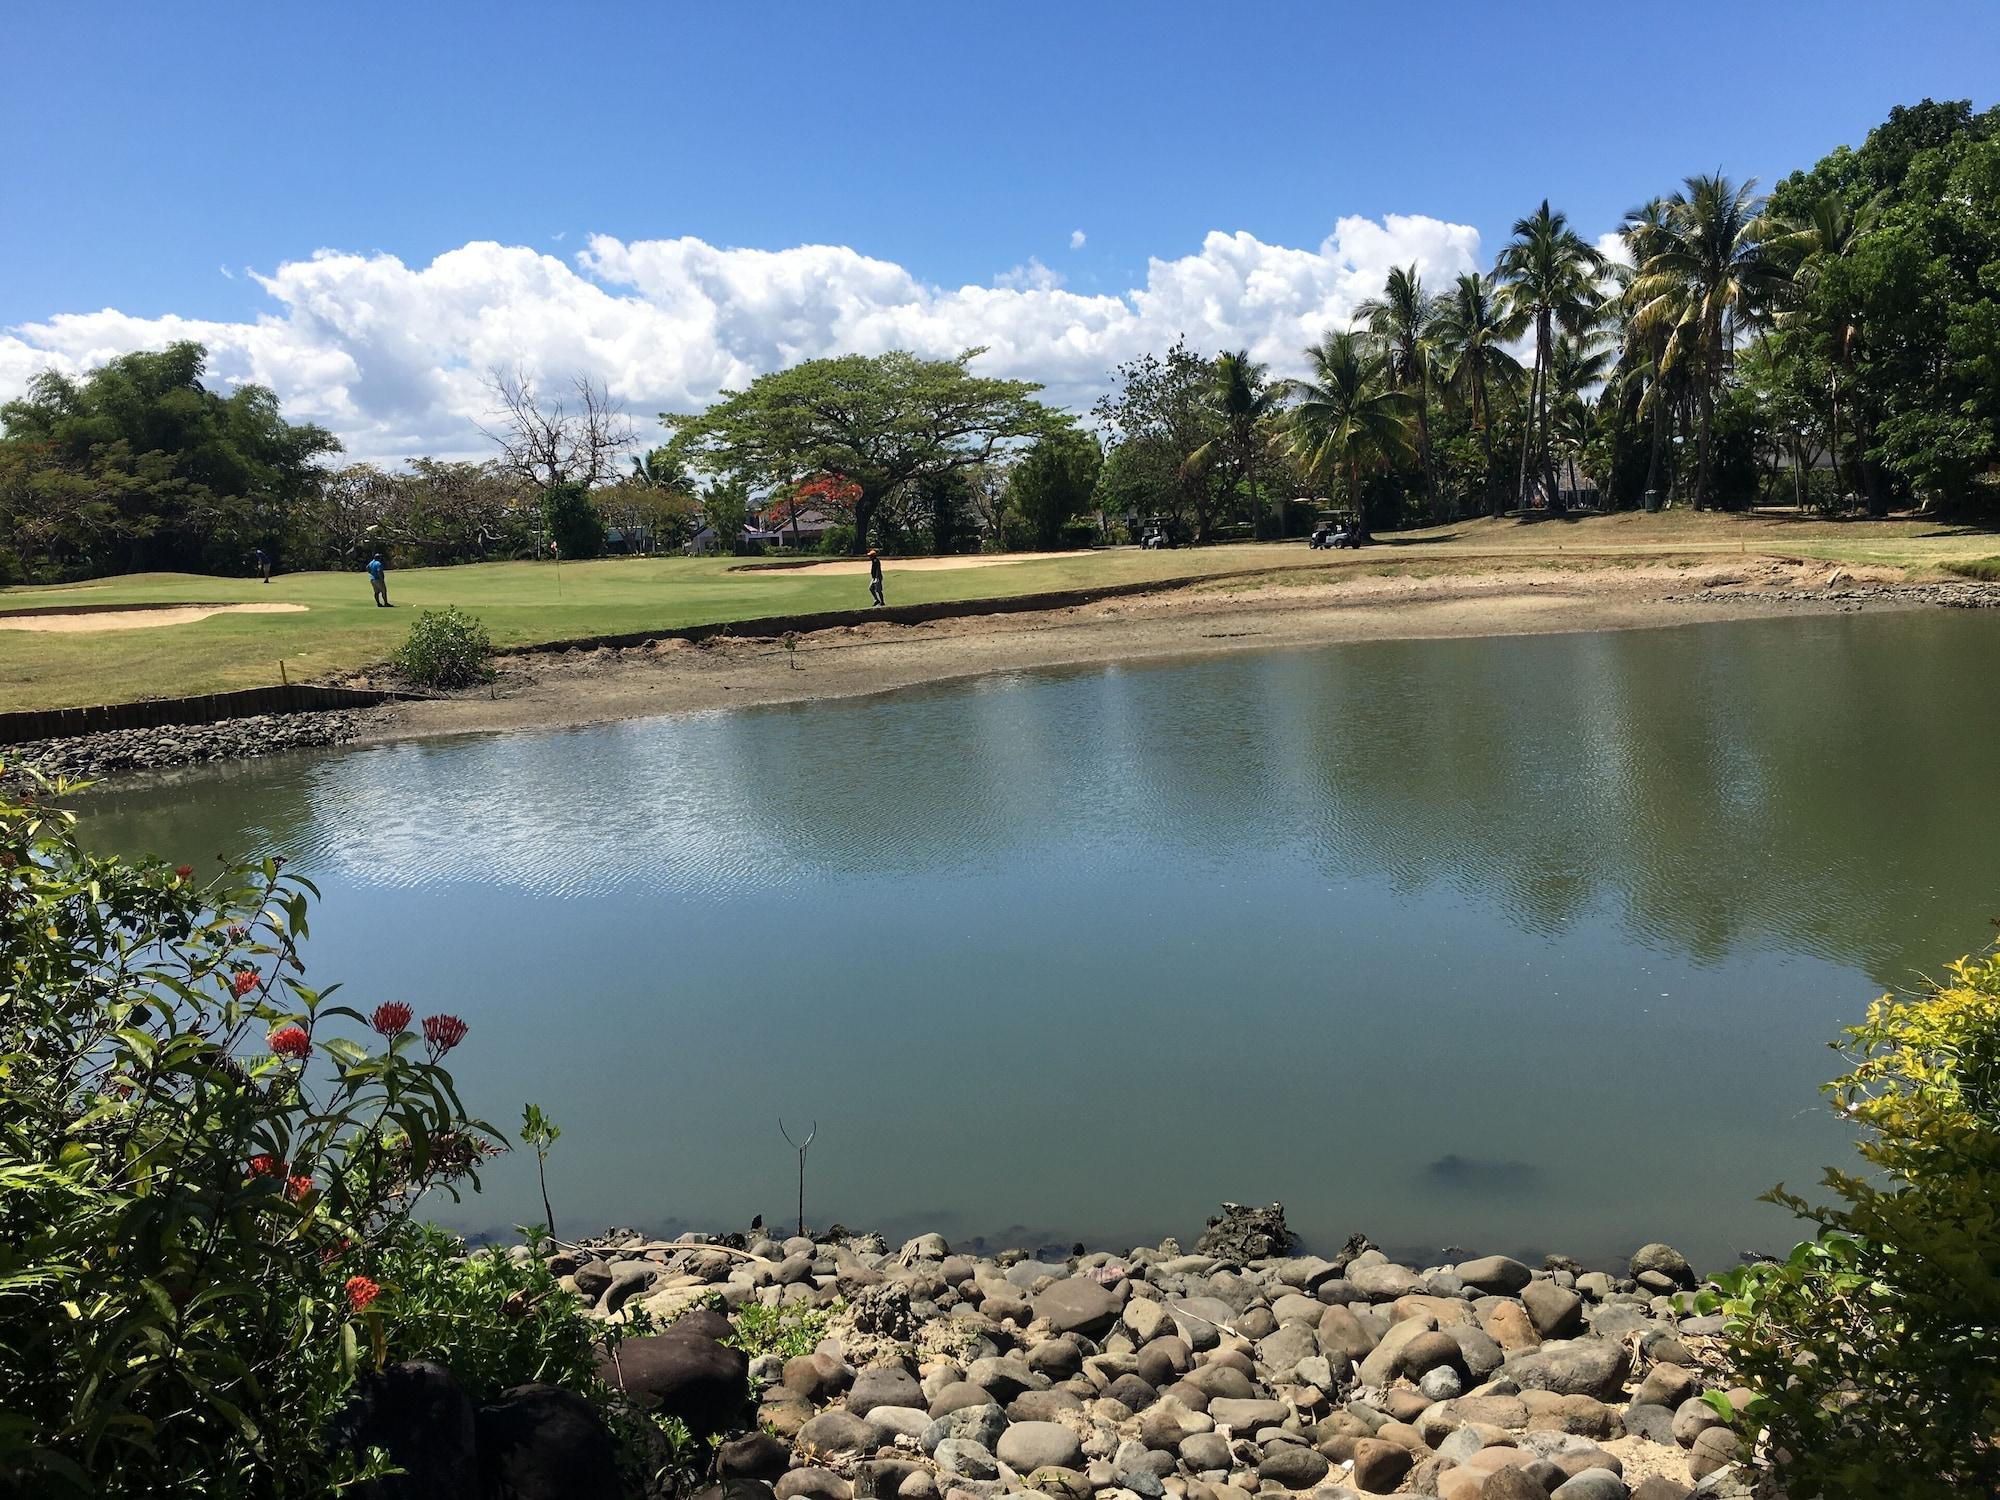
[661,350,1067,554]
[1006,432,1102,548]
[542,480,607,560]
[726,1300,838,1362]
[391,605,493,689]
[369,1225,597,1400]
[0,769,504,1495]
[0,342,339,581]
[1761,100,2000,517]
[1709,944,2000,1497]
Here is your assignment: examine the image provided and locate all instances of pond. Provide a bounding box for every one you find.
[77,609,2000,1270]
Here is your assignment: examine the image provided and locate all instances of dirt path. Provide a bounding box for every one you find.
[356,557,1963,746]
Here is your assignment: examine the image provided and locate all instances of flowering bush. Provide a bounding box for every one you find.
[0,765,507,1494]
[1709,943,2000,1497]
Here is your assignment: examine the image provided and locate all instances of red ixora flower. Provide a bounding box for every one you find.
[231,970,260,997]
[371,1001,413,1036]
[345,1275,382,1312]
[268,1025,312,1061]
[421,1013,469,1056]
[247,1153,281,1177]
[174,864,194,881]
[286,1175,315,1202]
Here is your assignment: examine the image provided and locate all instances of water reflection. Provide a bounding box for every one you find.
[75,611,2000,1266]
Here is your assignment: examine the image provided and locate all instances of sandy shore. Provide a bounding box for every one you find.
[0,601,307,632]
[359,556,1962,746]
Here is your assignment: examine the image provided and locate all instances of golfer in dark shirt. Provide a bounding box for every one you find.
[868,549,884,607]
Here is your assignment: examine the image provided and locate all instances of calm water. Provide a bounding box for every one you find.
[78,611,2000,1270]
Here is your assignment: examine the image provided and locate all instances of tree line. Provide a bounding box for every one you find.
[3,99,1993,580]
[1091,98,2000,540]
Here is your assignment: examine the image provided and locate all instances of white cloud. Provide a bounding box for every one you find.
[992,257,1064,292]
[1069,229,1086,250]
[1,215,1483,464]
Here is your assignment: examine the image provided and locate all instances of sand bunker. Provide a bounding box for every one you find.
[744,552,1072,577]
[0,602,308,633]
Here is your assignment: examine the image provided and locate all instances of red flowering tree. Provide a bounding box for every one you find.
[0,765,508,1493]
[766,472,860,548]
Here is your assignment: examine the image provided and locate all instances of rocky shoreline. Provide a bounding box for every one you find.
[1661,576,2000,609]
[529,1206,1763,1500]
[0,706,383,782]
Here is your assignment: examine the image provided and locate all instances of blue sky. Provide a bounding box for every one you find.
[4,1,1995,457]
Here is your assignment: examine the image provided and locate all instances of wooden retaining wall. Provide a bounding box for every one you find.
[0,684,418,745]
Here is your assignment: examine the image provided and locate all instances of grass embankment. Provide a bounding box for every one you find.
[1,510,1992,714]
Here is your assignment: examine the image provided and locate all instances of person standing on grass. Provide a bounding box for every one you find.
[253,546,271,583]
[367,552,390,607]
[868,548,885,607]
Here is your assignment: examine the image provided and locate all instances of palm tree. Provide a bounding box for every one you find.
[1628,174,1780,509]
[631,447,691,493]
[1547,333,1613,502]
[1431,271,1523,514]
[1497,200,1606,513]
[1190,350,1285,533]
[1612,200,1679,507]
[1356,266,1440,513]
[1280,331,1416,528]
[1762,191,1881,509]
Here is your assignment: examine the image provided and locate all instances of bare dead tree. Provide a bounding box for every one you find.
[479,367,637,492]
[777,1118,817,1239]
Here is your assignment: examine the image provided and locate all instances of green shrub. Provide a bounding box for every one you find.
[392,605,493,688]
[369,1225,597,1398]
[726,1300,838,1361]
[818,523,854,556]
[1708,944,2000,1498]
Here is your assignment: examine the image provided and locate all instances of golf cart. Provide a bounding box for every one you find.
[1309,509,1364,549]
[1139,515,1178,549]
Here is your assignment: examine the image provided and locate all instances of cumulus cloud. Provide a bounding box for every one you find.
[1,215,1482,463]
[1069,229,1086,250]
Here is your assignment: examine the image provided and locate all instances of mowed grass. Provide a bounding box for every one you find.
[1,510,1993,713]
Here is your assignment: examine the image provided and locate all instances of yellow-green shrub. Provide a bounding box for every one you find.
[1709,944,2000,1497]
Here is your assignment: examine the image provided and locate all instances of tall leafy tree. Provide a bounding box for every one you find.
[1281,331,1416,527]
[1006,431,1103,548]
[1628,174,1780,508]
[0,342,339,577]
[1497,201,1605,513]
[1762,192,1882,506]
[660,351,1065,553]
[1093,340,1228,542]
[1188,350,1284,532]
[1357,265,1442,512]
[1430,272,1522,514]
